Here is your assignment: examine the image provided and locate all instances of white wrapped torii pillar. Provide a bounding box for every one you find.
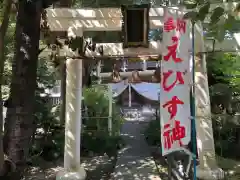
[56,28,86,179]
[43,4,239,180]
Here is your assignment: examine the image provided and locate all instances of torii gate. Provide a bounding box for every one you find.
[42,5,238,180]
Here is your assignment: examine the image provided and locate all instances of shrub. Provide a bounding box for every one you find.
[144,118,161,146]
[81,85,124,156]
[30,84,124,162]
[81,132,124,157]
[83,85,123,136]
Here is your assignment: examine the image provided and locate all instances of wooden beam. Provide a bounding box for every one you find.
[84,41,161,57]
[44,5,240,55]
[39,41,162,58]
[44,8,240,55]
[39,38,239,59]
[46,17,163,32]
[46,7,164,32]
[46,7,163,18]
[99,70,155,78]
[46,3,238,32]
[46,3,237,19]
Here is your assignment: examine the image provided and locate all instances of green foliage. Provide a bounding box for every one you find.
[81,85,124,156]
[208,53,240,87]
[210,6,224,24]
[2,21,15,99]
[184,0,198,9]
[183,11,198,20]
[81,133,124,157]
[212,114,240,159]
[31,85,124,161]
[83,85,123,134]
[207,53,240,159]
[30,58,63,161]
[144,117,161,146]
[208,54,240,115]
[35,58,58,125]
[183,0,240,41]
[198,2,210,21]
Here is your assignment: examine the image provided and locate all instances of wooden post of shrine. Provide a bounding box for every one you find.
[128,84,131,107]
[97,60,102,84]
[56,29,86,180]
[108,84,113,136]
[194,24,224,179]
[195,54,224,179]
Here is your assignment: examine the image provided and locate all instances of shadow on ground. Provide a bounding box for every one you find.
[21,155,118,180]
[111,120,163,180]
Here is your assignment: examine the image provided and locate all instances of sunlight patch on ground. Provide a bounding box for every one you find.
[217,156,240,180]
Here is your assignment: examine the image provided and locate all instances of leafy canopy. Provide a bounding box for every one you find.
[183,0,240,41]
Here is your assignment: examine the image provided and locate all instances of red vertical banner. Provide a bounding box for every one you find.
[160,8,191,156]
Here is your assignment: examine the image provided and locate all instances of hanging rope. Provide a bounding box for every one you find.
[152,66,161,83]
[111,62,122,83]
[129,70,142,83]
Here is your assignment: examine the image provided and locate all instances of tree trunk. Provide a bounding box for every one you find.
[0,39,5,175]
[3,0,42,176]
[0,0,12,174]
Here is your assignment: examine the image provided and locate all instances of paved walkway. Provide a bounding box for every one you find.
[111,117,161,180]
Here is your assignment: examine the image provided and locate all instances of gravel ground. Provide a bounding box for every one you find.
[149,146,170,180]
[22,154,117,180]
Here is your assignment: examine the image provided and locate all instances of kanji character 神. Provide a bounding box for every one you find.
[163,120,186,150]
[163,96,184,119]
[164,17,176,32]
[162,70,184,92]
[176,18,186,34]
[163,36,182,63]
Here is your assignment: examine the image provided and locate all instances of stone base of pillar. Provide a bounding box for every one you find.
[196,166,224,180]
[56,166,86,180]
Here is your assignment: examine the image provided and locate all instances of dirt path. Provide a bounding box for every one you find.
[22,155,117,180]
